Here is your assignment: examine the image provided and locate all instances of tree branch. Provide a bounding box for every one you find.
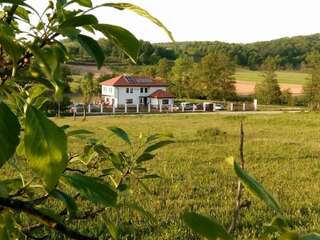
[0,197,98,240]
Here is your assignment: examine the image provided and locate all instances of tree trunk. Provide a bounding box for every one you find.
[83,104,86,121]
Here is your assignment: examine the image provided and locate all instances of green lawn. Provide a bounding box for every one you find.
[52,113,320,239]
[235,68,309,85]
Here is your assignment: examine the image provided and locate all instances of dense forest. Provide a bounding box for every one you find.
[64,33,320,70]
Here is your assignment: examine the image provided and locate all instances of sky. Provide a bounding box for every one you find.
[25,0,320,43]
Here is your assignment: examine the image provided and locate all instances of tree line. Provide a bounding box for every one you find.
[64,33,320,70]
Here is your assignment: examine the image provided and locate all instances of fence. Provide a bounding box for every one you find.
[72,99,258,115]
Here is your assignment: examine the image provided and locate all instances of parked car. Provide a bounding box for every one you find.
[180,102,196,110]
[214,103,224,110]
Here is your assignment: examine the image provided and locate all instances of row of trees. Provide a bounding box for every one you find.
[64,33,320,71]
[158,34,320,70]
[124,51,320,108]
[254,52,320,109]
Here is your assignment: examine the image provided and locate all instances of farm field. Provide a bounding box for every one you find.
[235,68,309,85]
[235,68,308,95]
[52,113,320,239]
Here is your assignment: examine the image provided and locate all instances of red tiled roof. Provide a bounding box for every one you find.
[100,75,168,87]
[148,90,174,99]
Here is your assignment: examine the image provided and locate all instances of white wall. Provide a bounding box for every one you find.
[102,86,170,107]
[150,98,174,106]
[117,87,167,107]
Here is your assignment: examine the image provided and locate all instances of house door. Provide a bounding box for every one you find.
[143,97,148,105]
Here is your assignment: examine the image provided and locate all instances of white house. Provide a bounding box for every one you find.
[100,75,174,108]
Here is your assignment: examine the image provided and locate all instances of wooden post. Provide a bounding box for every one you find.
[213,103,216,112]
[230,103,234,111]
[112,104,115,114]
[253,99,258,111]
[243,103,246,111]
[100,103,103,113]
[136,104,139,113]
[193,104,196,112]
[182,104,185,112]
[203,103,206,112]
[124,104,127,113]
[170,104,174,112]
[159,104,162,113]
[88,104,91,113]
[148,103,151,113]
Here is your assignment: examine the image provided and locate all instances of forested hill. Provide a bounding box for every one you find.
[157,33,320,70]
[64,33,320,70]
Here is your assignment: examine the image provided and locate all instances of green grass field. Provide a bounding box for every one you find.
[235,68,309,85]
[52,113,320,239]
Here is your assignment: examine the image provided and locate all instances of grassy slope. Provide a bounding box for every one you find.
[235,68,309,85]
[53,113,320,239]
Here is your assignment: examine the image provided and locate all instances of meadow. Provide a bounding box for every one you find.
[52,112,320,239]
[235,68,309,85]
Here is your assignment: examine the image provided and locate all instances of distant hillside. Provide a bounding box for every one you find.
[157,33,320,70]
[63,33,320,71]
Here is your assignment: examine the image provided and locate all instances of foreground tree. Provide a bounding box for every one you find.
[303,51,320,110]
[0,0,173,239]
[255,56,282,104]
[197,53,236,100]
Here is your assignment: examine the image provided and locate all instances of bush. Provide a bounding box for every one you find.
[197,127,227,139]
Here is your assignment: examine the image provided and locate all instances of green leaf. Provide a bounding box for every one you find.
[136,152,155,163]
[0,35,23,75]
[279,232,300,240]
[182,212,234,240]
[103,217,118,240]
[0,211,14,240]
[226,157,282,213]
[63,174,117,207]
[264,216,289,233]
[301,233,320,240]
[24,107,68,191]
[0,102,20,168]
[100,3,174,41]
[1,178,22,194]
[15,6,29,21]
[108,127,131,145]
[101,168,115,176]
[0,183,8,198]
[144,140,174,153]
[72,0,92,7]
[94,24,140,63]
[77,34,105,69]
[59,14,98,29]
[67,129,93,137]
[140,174,161,179]
[51,189,77,220]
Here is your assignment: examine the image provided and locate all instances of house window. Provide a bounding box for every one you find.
[145,88,148,93]
[140,88,143,93]
[162,99,169,105]
[130,88,133,93]
[109,87,112,93]
[126,99,133,104]
[126,88,129,93]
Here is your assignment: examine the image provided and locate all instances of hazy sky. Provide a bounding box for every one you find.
[25,0,320,43]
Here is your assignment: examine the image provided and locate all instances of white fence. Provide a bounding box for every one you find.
[71,100,258,115]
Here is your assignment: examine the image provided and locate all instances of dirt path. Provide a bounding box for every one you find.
[235,81,303,96]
